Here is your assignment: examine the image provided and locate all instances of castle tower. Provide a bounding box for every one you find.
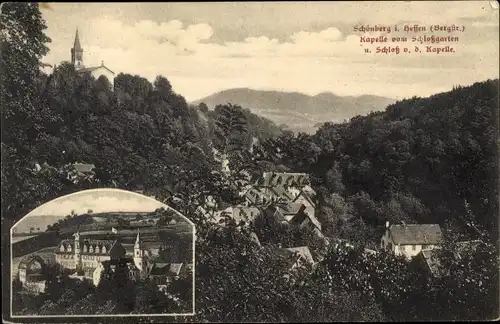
[73,230,82,271]
[71,28,84,69]
[133,231,143,271]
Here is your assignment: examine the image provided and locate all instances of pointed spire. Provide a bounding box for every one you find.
[135,230,140,245]
[73,27,82,51]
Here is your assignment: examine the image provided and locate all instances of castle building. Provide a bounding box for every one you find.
[93,231,188,287]
[55,230,190,289]
[70,28,116,89]
[55,231,126,278]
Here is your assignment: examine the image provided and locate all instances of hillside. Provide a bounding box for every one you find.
[192,88,396,133]
[262,79,499,245]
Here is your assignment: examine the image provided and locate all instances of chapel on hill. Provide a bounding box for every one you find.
[70,28,116,89]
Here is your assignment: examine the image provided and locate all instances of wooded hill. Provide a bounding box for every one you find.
[1,3,498,322]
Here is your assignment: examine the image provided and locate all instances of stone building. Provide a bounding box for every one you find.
[55,231,126,278]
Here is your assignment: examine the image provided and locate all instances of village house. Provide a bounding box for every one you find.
[66,162,96,184]
[380,222,442,259]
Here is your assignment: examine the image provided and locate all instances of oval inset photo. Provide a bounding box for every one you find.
[10,189,195,318]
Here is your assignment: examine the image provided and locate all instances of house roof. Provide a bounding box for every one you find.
[256,172,310,187]
[249,231,261,246]
[170,263,184,276]
[73,163,95,173]
[232,206,261,223]
[244,187,275,205]
[56,238,118,255]
[420,249,441,275]
[289,211,322,231]
[277,201,304,216]
[297,185,317,206]
[271,186,296,201]
[149,262,184,276]
[101,257,134,268]
[389,224,442,245]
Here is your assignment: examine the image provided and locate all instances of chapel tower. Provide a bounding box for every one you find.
[71,28,84,69]
[73,230,82,271]
[133,231,143,271]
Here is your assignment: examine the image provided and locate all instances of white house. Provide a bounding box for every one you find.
[380,222,442,259]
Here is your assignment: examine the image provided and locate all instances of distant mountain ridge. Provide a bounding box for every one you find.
[192,88,396,133]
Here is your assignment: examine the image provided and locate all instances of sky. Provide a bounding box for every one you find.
[12,189,171,233]
[40,2,499,101]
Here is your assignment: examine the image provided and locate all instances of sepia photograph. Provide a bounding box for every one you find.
[1,1,499,322]
[10,189,195,317]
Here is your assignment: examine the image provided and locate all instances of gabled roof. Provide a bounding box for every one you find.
[149,262,184,276]
[420,249,441,275]
[56,238,118,255]
[389,224,442,245]
[274,246,315,270]
[73,163,95,173]
[289,210,322,231]
[249,231,261,246]
[256,172,310,187]
[295,185,317,206]
[232,206,261,223]
[78,64,115,75]
[169,263,184,276]
[270,186,296,201]
[276,201,305,216]
[244,187,275,205]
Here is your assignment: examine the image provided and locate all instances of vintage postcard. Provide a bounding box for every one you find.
[1,1,499,323]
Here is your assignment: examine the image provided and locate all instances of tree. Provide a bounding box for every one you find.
[0,3,51,151]
[213,104,249,155]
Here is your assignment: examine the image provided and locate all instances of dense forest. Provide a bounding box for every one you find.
[1,3,498,322]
